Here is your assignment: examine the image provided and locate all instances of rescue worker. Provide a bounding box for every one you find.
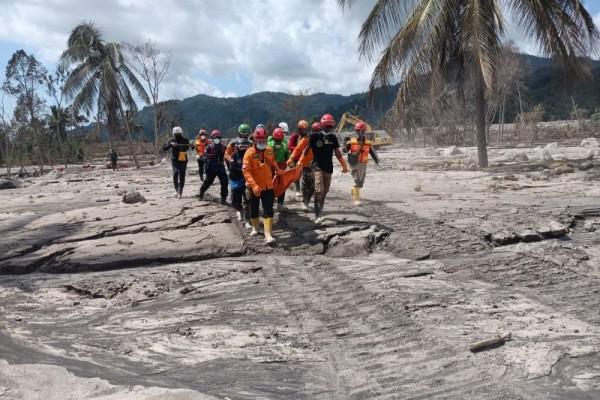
[288,121,319,210]
[243,127,282,244]
[108,147,119,171]
[344,122,380,206]
[162,126,190,198]
[225,124,252,228]
[194,129,208,181]
[199,130,228,204]
[309,114,349,223]
[288,120,309,199]
[225,123,251,162]
[267,127,290,211]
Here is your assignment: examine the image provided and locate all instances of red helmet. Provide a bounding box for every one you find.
[211,130,222,139]
[253,127,267,140]
[311,122,322,133]
[297,120,309,130]
[320,113,336,128]
[354,122,367,133]
[272,127,285,140]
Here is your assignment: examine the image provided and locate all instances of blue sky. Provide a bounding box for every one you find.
[1,0,599,115]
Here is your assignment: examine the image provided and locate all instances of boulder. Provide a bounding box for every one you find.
[122,191,146,204]
[584,221,597,232]
[0,178,17,190]
[517,229,542,243]
[578,161,594,171]
[586,149,600,160]
[581,138,599,148]
[533,148,553,162]
[551,165,575,176]
[443,146,463,157]
[544,142,560,150]
[45,169,63,179]
[512,152,529,163]
[537,221,568,238]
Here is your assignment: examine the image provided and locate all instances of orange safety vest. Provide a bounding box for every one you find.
[349,138,372,164]
[195,138,207,156]
[243,146,278,191]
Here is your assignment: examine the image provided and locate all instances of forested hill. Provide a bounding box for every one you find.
[135,54,600,139]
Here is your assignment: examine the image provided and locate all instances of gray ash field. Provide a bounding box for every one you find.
[2,141,600,399]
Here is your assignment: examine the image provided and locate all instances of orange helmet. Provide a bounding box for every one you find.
[311,122,322,133]
[297,120,309,130]
[354,122,367,133]
[272,127,285,140]
[320,113,336,128]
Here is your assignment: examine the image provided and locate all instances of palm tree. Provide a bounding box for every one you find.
[60,22,149,168]
[339,0,599,167]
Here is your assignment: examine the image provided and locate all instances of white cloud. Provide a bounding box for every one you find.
[0,0,377,100]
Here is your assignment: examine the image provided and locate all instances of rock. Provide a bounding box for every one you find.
[538,221,568,238]
[578,161,594,171]
[45,169,63,179]
[551,165,575,176]
[0,179,17,190]
[490,231,519,246]
[544,142,560,150]
[425,149,441,157]
[179,286,194,295]
[584,221,597,232]
[512,152,529,162]
[517,229,542,243]
[533,148,554,162]
[581,138,599,148]
[586,149,600,160]
[122,191,146,204]
[443,146,463,156]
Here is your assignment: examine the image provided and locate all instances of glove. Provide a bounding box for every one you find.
[252,185,262,198]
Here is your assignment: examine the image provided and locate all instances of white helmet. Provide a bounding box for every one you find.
[278,122,289,133]
[172,126,183,135]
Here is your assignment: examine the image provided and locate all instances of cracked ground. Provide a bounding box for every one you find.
[1,142,600,399]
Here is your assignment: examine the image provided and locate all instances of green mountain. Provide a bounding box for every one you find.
[131,54,600,141]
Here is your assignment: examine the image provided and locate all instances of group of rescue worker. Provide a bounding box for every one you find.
[163,113,379,244]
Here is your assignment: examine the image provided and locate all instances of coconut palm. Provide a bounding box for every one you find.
[60,22,149,168]
[339,0,599,167]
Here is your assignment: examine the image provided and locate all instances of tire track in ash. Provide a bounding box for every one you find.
[264,256,521,399]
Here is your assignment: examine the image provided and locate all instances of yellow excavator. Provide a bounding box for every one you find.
[335,112,393,147]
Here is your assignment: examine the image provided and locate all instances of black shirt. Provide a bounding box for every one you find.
[162,136,190,163]
[309,131,340,174]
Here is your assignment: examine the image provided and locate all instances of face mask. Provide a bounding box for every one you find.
[214,138,221,144]
[257,143,266,150]
[200,136,206,140]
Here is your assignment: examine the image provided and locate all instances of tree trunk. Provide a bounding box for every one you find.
[153,105,159,161]
[498,93,505,145]
[117,103,141,169]
[475,73,489,168]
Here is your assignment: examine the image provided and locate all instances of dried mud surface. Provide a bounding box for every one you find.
[2,142,600,399]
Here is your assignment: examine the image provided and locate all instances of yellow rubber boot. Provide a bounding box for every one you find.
[354,187,361,206]
[250,218,260,237]
[263,217,275,244]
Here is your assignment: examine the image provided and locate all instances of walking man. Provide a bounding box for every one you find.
[344,122,379,206]
[267,127,290,211]
[162,126,190,198]
[108,147,119,171]
[199,130,228,204]
[195,129,208,181]
[309,114,349,223]
[288,121,319,210]
[226,124,252,228]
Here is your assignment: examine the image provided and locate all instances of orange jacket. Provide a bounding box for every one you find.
[224,142,235,162]
[243,146,280,191]
[195,137,208,156]
[289,136,313,167]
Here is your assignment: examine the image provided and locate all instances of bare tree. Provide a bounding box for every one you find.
[129,40,171,159]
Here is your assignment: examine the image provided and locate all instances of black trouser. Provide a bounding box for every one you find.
[250,189,275,219]
[172,161,187,194]
[197,158,205,181]
[301,167,315,205]
[200,165,228,201]
[232,187,250,220]
[277,190,286,205]
[294,180,301,192]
